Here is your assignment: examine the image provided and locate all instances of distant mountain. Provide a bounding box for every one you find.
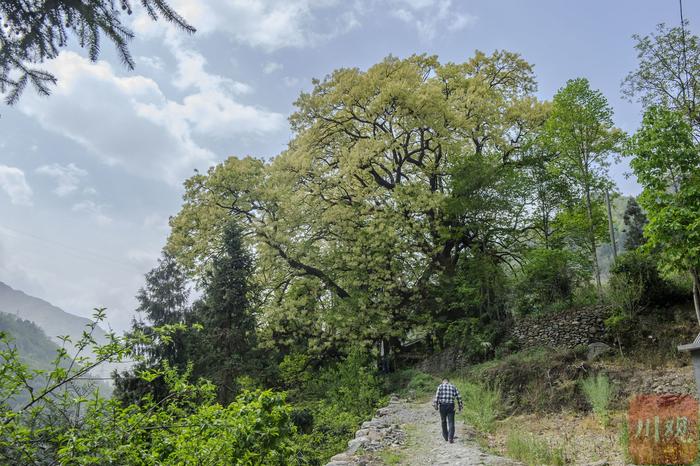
[0,281,109,352]
[0,311,61,371]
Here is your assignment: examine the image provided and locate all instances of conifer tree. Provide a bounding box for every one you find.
[622,197,648,251]
[113,252,192,404]
[1,0,194,104]
[195,219,258,405]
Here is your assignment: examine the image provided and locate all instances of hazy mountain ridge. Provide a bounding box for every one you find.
[0,281,109,348]
[0,311,61,371]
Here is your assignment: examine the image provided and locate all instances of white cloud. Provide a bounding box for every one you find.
[72,200,113,226]
[36,163,88,196]
[283,76,300,87]
[18,51,283,185]
[0,165,33,205]
[133,0,362,52]
[137,55,165,71]
[391,0,476,40]
[263,62,283,74]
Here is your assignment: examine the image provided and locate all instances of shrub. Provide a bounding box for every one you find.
[609,250,685,307]
[505,431,567,466]
[442,318,499,362]
[469,348,588,414]
[452,379,502,433]
[579,374,613,427]
[514,248,588,314]
[278,352,312,399]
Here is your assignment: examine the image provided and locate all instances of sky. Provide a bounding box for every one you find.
[0,0,698,332]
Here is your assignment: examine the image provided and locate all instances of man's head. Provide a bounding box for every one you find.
[442,378,449,384]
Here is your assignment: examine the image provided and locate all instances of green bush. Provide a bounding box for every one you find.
[452,379,502,433]
[514,248,588,314]
[579,374,613,427]
[442,318,498,362]
[505,431,567,465]
[468,348,588,414]
[293,402,361,464]
[289,347,385,464]
[609,250,685,307]
[318,347,383,418]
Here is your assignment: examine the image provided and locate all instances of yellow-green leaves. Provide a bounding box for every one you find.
[167,52,546,348]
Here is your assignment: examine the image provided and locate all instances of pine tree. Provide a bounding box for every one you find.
[1,0,194,104]
[194,220,258,405]
[113,252,193,404]
[622,197,648,251]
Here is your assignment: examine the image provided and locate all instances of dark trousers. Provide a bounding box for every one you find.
[439,403,455,441]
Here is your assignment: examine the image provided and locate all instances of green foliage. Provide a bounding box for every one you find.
[310,347,383,419]
[468,348,588,414]
[442,318,497,361]
[294,403,360,463]
[622,197,647,250]
[0,0,194,104]
[279,352,312,394]
[623,23,700,135]
[195,220,259,404]
[0,312,60,371]
[627,106,700,320]
[579,374,613,427]
[452,379,502,433]
[167,51,549,352]
[379,450,404,465]
[514,248,588,314]
[0,312,297,465]
[609,250,684,310]
[505,431,567,466]
[281,347,385,464]
[115,252,195,404]
[545,77,624,290]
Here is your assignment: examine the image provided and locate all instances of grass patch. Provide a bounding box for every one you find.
[464,347,589,414]
[452,378,502,433]
[580,374,613,427]
[505,431,568,465]
[378,449,404,465]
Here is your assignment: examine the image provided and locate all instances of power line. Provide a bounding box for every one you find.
[0,224,146,272]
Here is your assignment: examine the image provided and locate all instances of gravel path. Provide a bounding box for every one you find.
[383,399,520,466]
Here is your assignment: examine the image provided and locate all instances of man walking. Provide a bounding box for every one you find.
[433,378,463,443]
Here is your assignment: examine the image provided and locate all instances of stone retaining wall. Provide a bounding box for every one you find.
[325,395,405,466]
[508,305,611,349]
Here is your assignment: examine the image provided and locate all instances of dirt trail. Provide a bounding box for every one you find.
[381,399,519,466]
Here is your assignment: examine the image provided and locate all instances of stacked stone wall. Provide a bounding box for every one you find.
[508,306,611,349]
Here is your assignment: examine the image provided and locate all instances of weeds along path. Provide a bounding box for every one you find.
[386,399,519,466]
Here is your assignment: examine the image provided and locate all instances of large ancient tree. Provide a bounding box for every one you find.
[168,52,548,353]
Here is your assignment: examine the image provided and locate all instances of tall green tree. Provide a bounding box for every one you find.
[623,22,700,138]
[544,78,624,292]
[628,106,700,325]
[195,219,258,405]
[168,53,548,353]
[114,252,193,404]
[0,0,194,104]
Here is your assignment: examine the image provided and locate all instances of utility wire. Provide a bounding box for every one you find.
[0,224,145,272]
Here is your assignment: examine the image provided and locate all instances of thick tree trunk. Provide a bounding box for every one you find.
[691,268,700,327]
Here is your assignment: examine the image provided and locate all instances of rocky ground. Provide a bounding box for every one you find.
[326,397,520,466]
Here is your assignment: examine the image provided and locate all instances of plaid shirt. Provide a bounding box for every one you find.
[433,382,463,410]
